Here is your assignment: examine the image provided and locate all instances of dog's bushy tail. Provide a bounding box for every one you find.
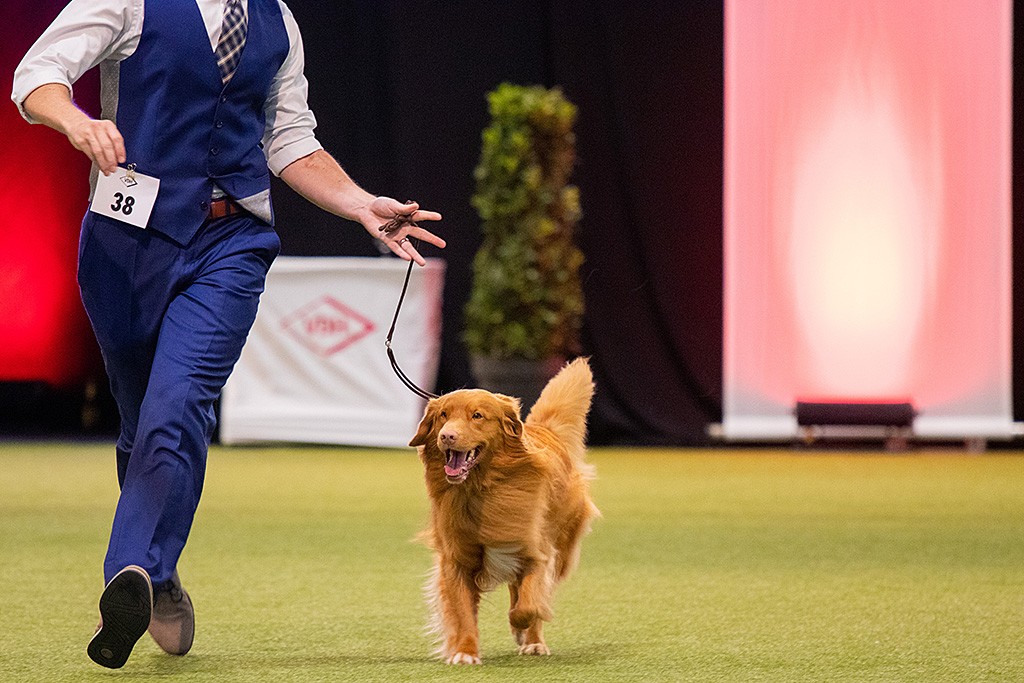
[525,357,594,458]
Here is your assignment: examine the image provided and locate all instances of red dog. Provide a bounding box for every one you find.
[410,358,599,664]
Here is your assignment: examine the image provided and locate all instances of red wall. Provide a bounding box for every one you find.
[0,1,101,387]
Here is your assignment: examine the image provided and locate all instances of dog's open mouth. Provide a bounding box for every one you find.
[444,448,479,483]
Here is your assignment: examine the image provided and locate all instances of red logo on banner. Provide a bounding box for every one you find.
[280,295,376,357]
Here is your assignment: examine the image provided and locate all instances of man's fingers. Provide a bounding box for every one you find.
[398,239,427,266]
[384,227,445,251]
[385,234,429,266]
[375,197,417,217]
[94,136,118,174]
[407,226,446,249]
[410,209,442,223]
[375,198,441,224]
[107,125,127,165]
[69,120,126,175]
[82,133,114,175]
[97,123,125,171]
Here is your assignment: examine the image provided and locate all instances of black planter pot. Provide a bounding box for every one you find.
[469,356,564,414]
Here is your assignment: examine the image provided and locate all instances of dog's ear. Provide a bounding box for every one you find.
[496,395,523,440]
[409,399,439,447]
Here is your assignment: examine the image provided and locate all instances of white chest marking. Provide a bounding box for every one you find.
[482,545,522,587]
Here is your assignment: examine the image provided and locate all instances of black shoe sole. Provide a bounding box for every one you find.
[87,567,153,669]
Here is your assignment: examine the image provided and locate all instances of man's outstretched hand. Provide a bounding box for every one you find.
[363,196,445,266]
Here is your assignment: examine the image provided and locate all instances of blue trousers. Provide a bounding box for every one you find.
[78,211,280,586]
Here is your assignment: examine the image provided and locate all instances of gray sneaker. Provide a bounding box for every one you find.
[148,570,195,655]
[88,565,153,669]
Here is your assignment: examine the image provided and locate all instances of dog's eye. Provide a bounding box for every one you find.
[439,410,447,418]
[472,412,483,420]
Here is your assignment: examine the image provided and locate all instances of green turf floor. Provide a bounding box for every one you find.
[0,443,1021,682]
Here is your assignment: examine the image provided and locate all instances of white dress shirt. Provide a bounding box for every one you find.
[11,0,323,177]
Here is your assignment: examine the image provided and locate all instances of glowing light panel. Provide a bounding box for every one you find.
[724,0,1012,438]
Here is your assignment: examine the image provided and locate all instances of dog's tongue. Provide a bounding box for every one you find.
[445,450,469,476]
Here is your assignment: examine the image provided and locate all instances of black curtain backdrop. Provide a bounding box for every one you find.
[267,2,1022,445]
[276,0,724,445]
[6,2,1024,443]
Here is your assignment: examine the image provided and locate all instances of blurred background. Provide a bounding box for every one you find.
[1,1,1022,446]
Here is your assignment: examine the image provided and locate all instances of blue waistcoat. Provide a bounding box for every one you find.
[100,0,289,246]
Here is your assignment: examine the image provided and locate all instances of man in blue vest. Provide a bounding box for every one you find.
[12,0,444,669]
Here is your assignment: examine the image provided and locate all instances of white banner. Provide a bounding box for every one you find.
[220,256,445,447]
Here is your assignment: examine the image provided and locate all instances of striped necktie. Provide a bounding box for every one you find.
[216,0,247,85]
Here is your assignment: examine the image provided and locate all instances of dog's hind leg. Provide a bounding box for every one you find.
[554,498,598,582]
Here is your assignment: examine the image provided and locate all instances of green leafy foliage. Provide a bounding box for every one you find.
[465,83,584,360]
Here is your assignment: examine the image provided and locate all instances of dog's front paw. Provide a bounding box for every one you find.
[518,642,551,656]
[447,652,482,665]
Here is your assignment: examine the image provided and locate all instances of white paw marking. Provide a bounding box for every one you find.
[518,643,551,656]
[447,652,482,665]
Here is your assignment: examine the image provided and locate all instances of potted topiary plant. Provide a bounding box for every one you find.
[464,83,585,409]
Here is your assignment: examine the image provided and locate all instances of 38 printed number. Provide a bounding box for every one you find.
[92,166,157,228]
[110,192,135,216]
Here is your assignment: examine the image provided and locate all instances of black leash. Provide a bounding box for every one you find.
[380,212,439,401]
[385,253,439,400]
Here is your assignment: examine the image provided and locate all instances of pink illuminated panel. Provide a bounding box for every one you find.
[724,0,1012,438]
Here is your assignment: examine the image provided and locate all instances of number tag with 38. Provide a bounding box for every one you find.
[91,164,160,229]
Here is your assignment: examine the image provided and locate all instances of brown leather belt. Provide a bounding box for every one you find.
[209,197,244,219]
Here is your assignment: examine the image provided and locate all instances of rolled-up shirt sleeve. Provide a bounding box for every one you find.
[11,0,141,123]
[263,2,323,176]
